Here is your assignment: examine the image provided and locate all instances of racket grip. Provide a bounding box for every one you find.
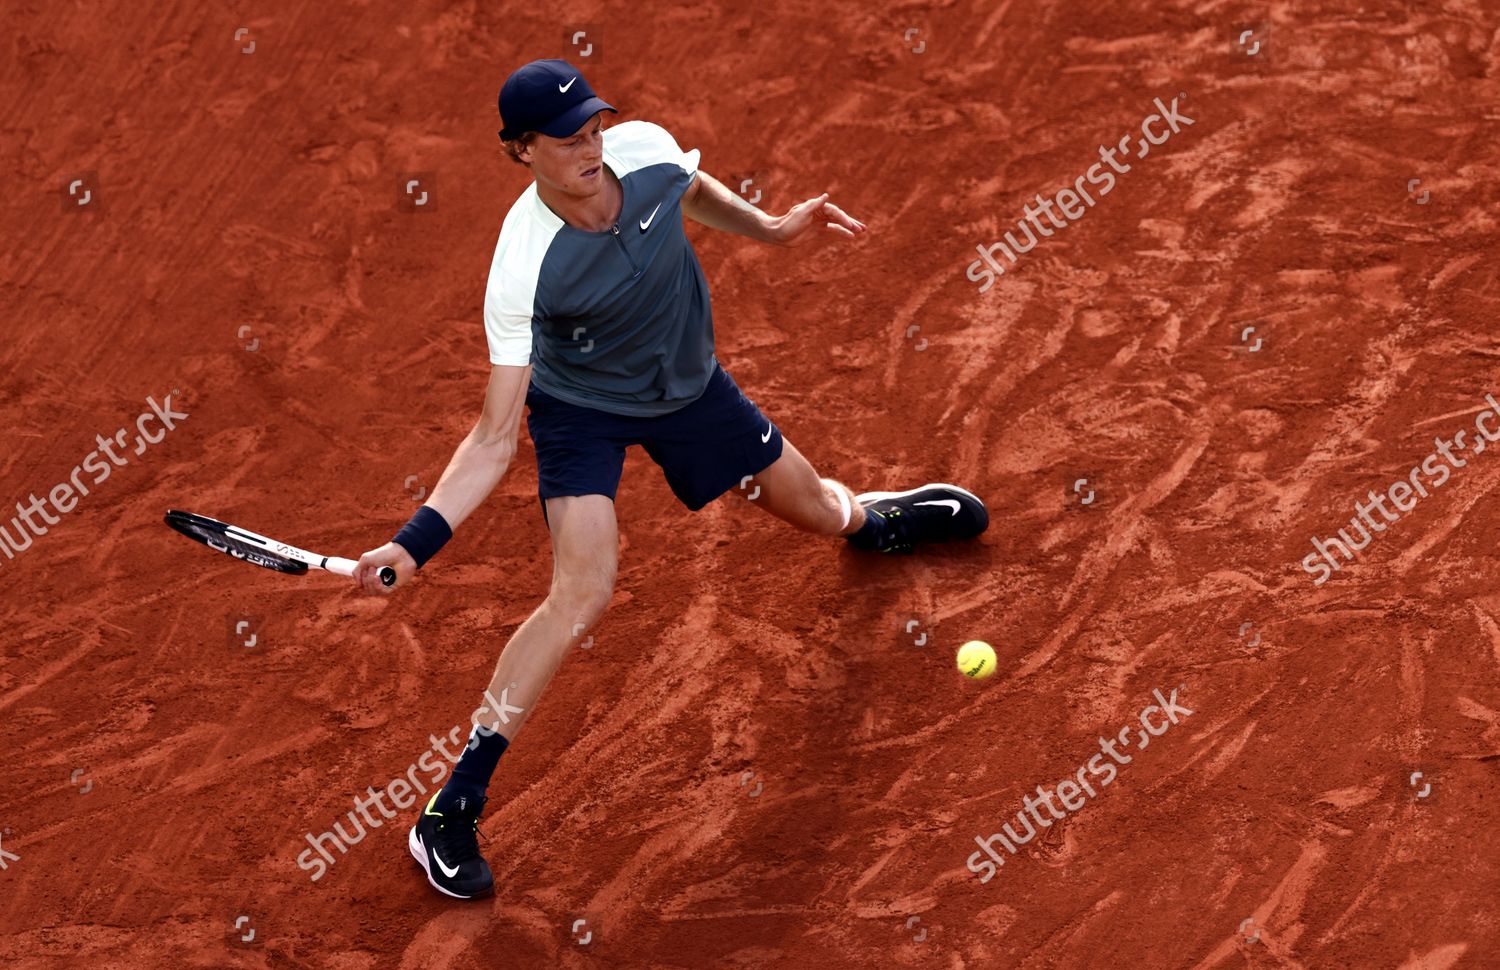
[323,556,396,587]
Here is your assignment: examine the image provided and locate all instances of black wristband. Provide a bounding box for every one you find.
[391,505,452,569]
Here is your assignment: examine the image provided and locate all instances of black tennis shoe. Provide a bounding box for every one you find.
[408,791,493,899]
[846,483,988,553]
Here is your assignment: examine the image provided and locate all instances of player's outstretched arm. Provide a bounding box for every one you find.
[352,363,531,593]
[682,170,867,245]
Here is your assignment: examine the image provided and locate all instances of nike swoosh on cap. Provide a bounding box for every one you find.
[639,202,663,232]
[914,499,961,516]
[559,76,577,93]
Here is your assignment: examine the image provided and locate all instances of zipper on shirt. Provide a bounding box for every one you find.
[609,224,643,279]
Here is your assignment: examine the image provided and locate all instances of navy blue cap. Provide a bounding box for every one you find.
[498,59,616,141]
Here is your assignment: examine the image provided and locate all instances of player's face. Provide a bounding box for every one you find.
[526,112,607,198]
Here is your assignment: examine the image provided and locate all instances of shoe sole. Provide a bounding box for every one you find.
[408,826,492,900]
[854,482,985,506]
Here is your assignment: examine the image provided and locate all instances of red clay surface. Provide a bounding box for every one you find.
[4,1,1500,967]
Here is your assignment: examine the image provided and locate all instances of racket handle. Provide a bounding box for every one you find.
[323,557,397,587]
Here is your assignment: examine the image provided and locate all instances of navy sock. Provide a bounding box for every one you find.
[847,508,894,550]
[436,726,509,811]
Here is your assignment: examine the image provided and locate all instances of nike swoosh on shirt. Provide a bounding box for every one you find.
[914,499,961,515]
[761,423,773,443]
[639,202,663,232]
[559,76,577,93]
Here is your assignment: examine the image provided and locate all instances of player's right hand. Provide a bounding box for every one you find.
[353,542,417,594]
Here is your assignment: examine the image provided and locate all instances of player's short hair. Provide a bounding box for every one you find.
[501,132,538,166]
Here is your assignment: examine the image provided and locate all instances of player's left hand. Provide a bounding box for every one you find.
[767,193,867,246]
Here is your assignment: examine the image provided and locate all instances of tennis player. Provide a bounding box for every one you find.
[353,59,988,898]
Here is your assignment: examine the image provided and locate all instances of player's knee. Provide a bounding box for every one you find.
[549,569,614,626]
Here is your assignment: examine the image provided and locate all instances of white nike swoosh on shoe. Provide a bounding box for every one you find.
[409,828,473,900]
[914,499,961,515]
[855,483,983,506]
[559,76,577,93]
[639,202,663,231]
[433,847,461,878]
[761,422,773,443]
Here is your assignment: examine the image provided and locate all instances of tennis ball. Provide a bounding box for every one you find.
[956,640,997,679]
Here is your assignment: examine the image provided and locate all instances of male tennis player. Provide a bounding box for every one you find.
[353,59,988,899]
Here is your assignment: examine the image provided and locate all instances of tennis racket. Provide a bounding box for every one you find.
[164,509,396,587]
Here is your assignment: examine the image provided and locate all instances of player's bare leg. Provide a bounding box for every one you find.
[737,436,989,552]
[476,493,618,741]
[734,437,864,535]
[409,493,616,899]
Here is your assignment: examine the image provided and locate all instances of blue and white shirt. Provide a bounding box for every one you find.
[483,120,714,416]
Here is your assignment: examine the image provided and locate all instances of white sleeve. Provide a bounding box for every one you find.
[483,263,535,367]
[605,120,700,179]
[482,197,551,367]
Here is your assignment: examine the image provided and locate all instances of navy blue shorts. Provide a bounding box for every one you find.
[525,362,785,514]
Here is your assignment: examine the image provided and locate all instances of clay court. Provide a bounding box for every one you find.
[4,0,1499,966]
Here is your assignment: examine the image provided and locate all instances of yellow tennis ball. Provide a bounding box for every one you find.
[957,640,997,679]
